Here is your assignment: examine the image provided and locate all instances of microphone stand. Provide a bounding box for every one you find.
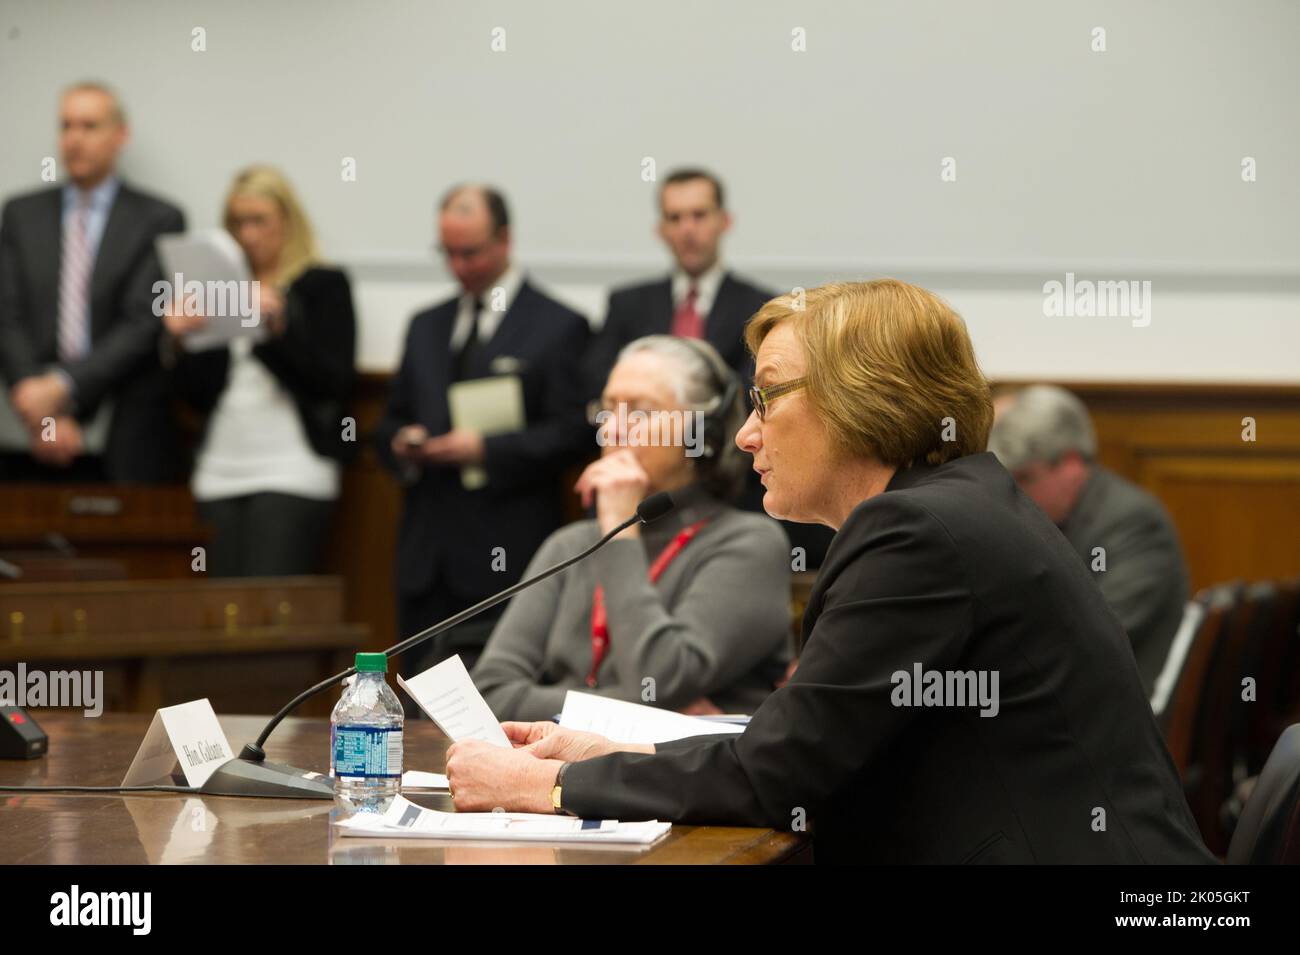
[198,496,672,799]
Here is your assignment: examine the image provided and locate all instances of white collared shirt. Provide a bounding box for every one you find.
[670,260,726,321]
[451,265,524,350]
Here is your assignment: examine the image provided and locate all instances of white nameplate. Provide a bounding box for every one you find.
[121,699,234,788]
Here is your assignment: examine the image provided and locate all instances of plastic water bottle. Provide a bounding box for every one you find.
[330,652,404,811]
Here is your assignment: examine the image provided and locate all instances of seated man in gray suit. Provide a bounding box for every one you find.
[0,81,185,482]
[988,384,1189,696]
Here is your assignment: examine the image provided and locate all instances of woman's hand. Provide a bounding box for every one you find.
[444,739,561,813]
[255,283,287,335]
[162,298,206,337]
[573,449,650,537]
[502,721,654,761]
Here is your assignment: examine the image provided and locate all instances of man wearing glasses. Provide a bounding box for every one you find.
[374,185,592,680]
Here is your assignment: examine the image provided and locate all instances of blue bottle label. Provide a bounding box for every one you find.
[333,726,403,778]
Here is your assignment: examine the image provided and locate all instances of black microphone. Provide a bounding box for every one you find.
[636,491,674,524]
[200,492,677,798]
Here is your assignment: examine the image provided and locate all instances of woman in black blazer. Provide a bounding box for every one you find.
[444,278,1215,865]
[164,166,356,577]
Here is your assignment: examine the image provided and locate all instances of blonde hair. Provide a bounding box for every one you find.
[222,166,321,287]
[745,279,993,467]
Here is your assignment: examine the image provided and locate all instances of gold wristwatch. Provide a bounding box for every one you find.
[550,762,573,816]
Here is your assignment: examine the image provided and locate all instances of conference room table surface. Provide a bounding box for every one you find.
[0,712,809,864]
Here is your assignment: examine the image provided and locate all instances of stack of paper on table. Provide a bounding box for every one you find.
[400,771,449,790]
[336,795,671,845]
[559,691,748,745]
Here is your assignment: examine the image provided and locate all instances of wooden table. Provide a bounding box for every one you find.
[0,712,809,864]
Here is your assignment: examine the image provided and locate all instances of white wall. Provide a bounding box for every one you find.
[2,0,1296,379]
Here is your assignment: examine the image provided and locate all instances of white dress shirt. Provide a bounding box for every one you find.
[191,337,340,502]
[450,266,524,351]
[670,260,726,321]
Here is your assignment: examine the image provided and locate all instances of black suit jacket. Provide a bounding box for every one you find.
[564,452,1216,864]
[169,267,358,466]
[583,271,772,395]
[1060,466,1190,698]
[0,182,185,481]
[374,278,593,602]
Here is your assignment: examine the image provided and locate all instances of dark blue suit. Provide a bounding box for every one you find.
[374,278,593,669]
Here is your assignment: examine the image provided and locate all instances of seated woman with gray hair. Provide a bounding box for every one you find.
[470,335,792,722]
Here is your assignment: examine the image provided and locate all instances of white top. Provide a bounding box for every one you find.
[449,266,524,351]
[191,337,340,502]
[671,260,725,319]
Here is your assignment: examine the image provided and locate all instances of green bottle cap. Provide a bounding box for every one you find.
[354,653,388,673]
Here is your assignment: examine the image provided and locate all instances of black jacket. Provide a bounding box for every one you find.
[373,278,593,602]
[583,271,771,395]
[0,182,185,481]
[563,452,1216,864]
[170,266,357,465]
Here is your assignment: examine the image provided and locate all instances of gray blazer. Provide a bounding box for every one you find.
[472,482,792,721]
[1060,465,1190,696]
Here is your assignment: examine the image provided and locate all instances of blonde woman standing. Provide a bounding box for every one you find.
[165,166,356,576]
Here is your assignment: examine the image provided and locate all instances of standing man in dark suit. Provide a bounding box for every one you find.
[584,168,769,391]
[0,82,185,482]
[374,185,592,679]
[988,385,1191,697]
[586,167,832,567]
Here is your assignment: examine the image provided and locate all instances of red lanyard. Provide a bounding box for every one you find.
[587,518,709,687]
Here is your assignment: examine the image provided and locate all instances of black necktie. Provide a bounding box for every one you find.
[453,296,484,381]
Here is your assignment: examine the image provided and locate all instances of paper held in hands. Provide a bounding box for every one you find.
[559,691,748,745]
[336,794,671,845]
[156,230,267,352]
[396,655,510,747]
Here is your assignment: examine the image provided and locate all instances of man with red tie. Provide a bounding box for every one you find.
[583,168,833,567]
[583,168,771,395]
[0,82,185,482]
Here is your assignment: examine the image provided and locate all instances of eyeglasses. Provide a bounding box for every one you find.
[748,377,807,421]
[586,400,668,427]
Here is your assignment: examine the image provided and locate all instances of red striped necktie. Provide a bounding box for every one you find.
[670,283,703,339]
